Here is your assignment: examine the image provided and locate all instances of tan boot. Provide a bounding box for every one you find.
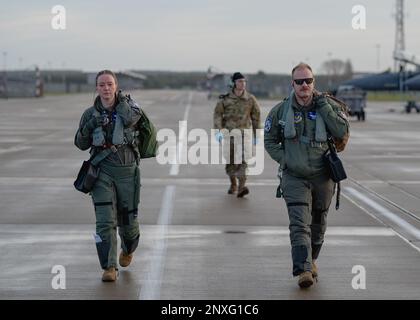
[312,260,318,280]
[237,177,249,198]
[298,271,314,288]
[102,267,117,282]
[227,176,237,194]
[119,251,133,267]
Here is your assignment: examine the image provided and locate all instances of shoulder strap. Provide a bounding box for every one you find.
[275,97,290,146]
[278,97,290,125]
[218,93,229,100]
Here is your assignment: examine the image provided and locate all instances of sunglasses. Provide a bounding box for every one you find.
[293,78,314,85]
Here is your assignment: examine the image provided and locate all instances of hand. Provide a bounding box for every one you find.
[313,90,328,107]
[97,113,110,126]
[215,132,223,143]
[85,114,108,131]
[253,137,259,145]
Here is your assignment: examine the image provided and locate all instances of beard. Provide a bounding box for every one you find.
[297,88,312,99]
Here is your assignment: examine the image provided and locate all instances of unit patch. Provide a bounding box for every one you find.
[264,116,273,132]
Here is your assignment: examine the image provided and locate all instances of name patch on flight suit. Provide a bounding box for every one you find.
[264,116,272,132]
[308,111,317,120]
[294,112,303,124]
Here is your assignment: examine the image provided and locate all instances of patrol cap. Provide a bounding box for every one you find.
[231,72,246,82]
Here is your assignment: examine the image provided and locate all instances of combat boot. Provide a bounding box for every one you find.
[119,251,133,267]
[237,177,249,198]
[298,271,314,288]
[312,260,318,281]
[227,176,237,194]
[102,267,118,282]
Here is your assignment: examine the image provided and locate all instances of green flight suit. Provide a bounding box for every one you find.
[264,93,349,276]
[75,95,142,270]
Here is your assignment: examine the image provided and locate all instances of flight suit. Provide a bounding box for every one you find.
[264,93,349,276]
[75,94,141,270]
[213,90,261,181]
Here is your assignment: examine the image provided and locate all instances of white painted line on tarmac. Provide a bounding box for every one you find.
[345,155,420,159]
[139,185,175,300]
[345,187,420,240]
[170,91,193,176]
[348,180,420,185]
[401,168,420,172]
[250,227,395,236]
[0,146,32,155]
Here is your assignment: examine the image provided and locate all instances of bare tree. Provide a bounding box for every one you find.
[321,59,346,76]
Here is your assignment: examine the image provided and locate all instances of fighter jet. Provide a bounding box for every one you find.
[340,70,420,92]
[340,50,420,92]
[337,50,420,113]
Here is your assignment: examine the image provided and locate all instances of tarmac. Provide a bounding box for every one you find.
[0,90,420,299]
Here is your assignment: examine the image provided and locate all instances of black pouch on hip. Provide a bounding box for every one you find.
[323,139,347,183]
[74,160,100,193]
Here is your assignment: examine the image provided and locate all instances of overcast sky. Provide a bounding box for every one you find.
[1,0,419,74]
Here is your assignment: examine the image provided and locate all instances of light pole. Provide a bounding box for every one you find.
[2,51,8,98]
[327,52,332,89]
[2,51,6,71]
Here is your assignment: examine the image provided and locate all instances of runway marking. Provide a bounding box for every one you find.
[345,155,420,159]
[401,168,420,172]
[0,146,32,155]
[250,227,395,236]
[170,91,193,176]
[139,185,175,300]
[1,177,419,187]
[345,187,420,241]
[346,180,420,185]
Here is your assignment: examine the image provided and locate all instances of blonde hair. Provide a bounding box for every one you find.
[291,63,313,78]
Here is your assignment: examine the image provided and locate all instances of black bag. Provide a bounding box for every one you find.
[74,160,100,194]
[324,139,347,183]
[323,137,347,210]
[74,148,112,194]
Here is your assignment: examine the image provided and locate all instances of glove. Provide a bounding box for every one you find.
[84,114,108,132]
[215,132,223,143]
[313,90,328,108]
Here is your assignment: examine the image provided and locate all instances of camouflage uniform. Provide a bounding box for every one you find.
[214,90,261,193]
[264,93,349,277]
[75,95,141,271]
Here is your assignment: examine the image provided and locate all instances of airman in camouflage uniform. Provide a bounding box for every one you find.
[264,63,349,288]
[214,72,261,197]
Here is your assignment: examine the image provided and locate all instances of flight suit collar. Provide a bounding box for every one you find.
[292,94,315,112]
[94,95,117,114]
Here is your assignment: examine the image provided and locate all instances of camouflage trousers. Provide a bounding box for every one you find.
[224,136,248,178]
[91,162,141,270]
[281,171,335,276]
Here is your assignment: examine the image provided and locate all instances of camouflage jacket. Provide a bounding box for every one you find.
[264,94,349,178]
[213,90,261,134]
